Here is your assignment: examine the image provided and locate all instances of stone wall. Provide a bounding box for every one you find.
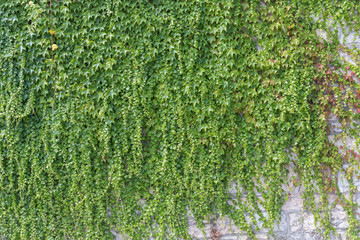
[182,132,359,240]
[113,21,360,240]
[187,23,360,240]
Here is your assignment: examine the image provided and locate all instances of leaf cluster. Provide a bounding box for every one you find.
[1,0,360,239]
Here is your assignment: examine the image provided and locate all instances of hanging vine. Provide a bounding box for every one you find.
[1,0,360,239]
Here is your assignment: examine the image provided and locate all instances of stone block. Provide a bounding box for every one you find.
[333,231,347,240]
[238,235,247,240]
[289,213,303,232]
[281,198,303,211]
[215,216,241,235]
[337,171,350,193]
[316,29,328,42]
[328,120,343,134]
[274,212,289,233]
[219,234,239,240]
[303,232,323,240]
[282,168,305,196]
[339,50,357,66]
[188,224,208,239]
[254,233,268,240]
[288,233,309,240]
[352,174,360,191]
[331,211,349,229]
[328,135,356,149]
[228,182,244,196]
[187,215,211,239]
[328,113,339,121]
[342,31,360,49]
[303,213,316,231]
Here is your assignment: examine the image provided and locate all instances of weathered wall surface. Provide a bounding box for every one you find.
[113,22,360,240]
[182,137,359,240]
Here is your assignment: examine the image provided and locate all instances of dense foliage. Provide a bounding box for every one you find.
[2,0,360,239]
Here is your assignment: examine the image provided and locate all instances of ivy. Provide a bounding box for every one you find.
[1,0,360,239]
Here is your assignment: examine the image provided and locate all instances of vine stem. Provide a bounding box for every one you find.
[50,0,57,122]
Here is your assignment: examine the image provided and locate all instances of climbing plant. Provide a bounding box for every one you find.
[1,0,360,239]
